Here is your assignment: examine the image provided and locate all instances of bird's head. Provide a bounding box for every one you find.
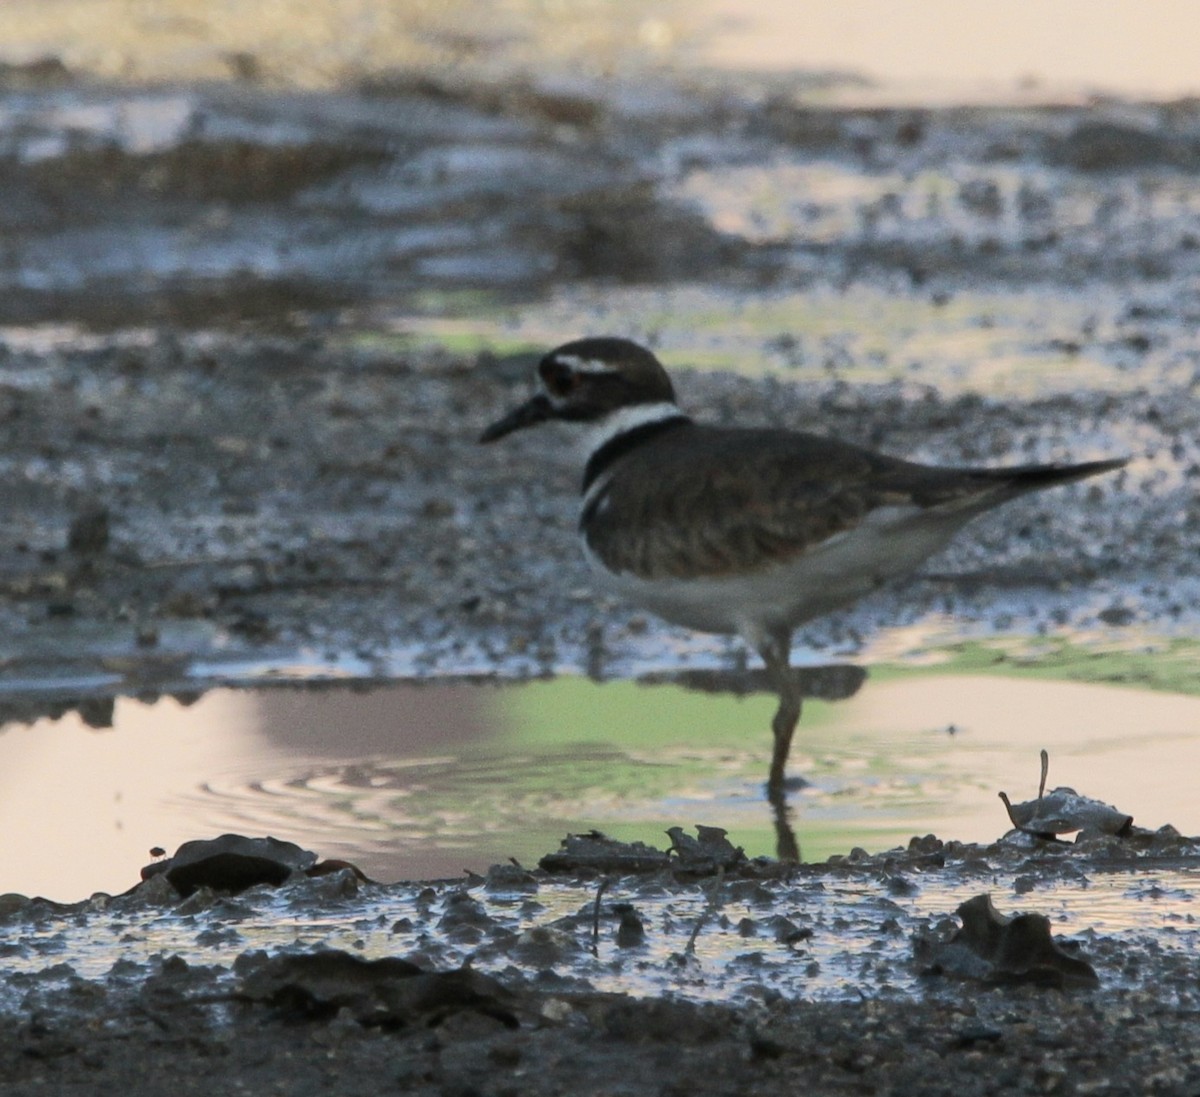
[479,337,678,443]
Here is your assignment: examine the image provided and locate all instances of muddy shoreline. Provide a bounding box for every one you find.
[4,831,1200,1096]
[0,325,1181,724]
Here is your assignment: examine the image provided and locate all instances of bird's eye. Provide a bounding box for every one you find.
[539,360,577,398]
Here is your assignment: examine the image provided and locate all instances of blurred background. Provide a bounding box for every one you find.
[0,0,1198,331]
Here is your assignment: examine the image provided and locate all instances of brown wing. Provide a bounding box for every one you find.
[583,427,908,579]
[580,425,1121,581]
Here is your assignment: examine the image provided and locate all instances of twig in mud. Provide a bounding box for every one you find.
[997,790,1067,842]
[684,867,725,957]
[998,791,1028,832]
[590,877,610,957]
[999,749,1060,838]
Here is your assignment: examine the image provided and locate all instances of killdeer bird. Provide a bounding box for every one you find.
[480,337,1126,796]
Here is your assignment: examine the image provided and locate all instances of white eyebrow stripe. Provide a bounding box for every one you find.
[554,354,617,375]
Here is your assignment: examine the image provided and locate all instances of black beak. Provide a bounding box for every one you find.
[479,393,555,443]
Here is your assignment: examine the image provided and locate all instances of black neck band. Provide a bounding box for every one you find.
[581,415,691,494]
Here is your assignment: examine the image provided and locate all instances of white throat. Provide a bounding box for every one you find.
[577,401,685,464]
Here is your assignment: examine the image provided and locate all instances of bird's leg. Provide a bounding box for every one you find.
[768,784,801,863]
[756,627,804,863]
[757,627,803,794]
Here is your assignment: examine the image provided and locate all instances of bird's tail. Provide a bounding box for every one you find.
[983,456,1129,495]
[917,454,1128,517]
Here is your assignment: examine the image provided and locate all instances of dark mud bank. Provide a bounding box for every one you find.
[0,329,1186,710]
[3,828,1200,1096]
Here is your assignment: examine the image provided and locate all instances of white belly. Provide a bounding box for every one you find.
[584,506,967,641]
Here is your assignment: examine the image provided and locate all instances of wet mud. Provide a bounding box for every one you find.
[3,828,1200,1095]
[0,320,1185,714]
[3,4,1200,1093]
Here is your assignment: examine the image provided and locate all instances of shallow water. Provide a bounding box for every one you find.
[2,666,1198,902]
